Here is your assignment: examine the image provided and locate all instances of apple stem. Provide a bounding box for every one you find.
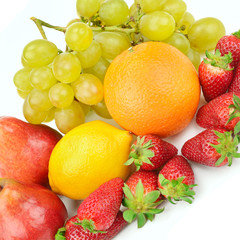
[0,178,7,188]
[0,178,16,188]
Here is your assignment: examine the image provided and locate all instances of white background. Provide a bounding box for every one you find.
[1,0,240,239]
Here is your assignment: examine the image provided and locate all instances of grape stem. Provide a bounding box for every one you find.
[30,17,67,34]
[91,26,136,34]
[30,17,48,39]
[30,17,136,37]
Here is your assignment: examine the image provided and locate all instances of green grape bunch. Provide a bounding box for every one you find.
[13,0,226,134]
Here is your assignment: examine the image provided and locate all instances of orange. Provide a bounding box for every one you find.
[104,42,200,138]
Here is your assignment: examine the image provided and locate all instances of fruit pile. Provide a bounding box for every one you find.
[13,0,226,134]
[1,0,240,239]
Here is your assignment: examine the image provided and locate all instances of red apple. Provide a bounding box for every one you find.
[0,116,62,185]
[0,178,68,240]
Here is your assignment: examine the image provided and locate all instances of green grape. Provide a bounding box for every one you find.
[137,0,166,13]
[84,57,110,81]
[75,40,102,69]
[164,32,190,54]
[71,73,103,105]
[66,18,81,27]
[22,39,58,68]
[79,102,91,115]
[162,0,187,23]
[95,32,131,60]
[52,52,81,83]
[99,0,129,25]
[30,66,57,90]
[76,0,100,18]
[139,11,175,41]
[92,100,112,119]
[17,90,29,99]
[129,4,141,28]
[44,107,56,123]
[129,3,138,18]
[28,88,53,112]
[188,17,226,52]
[23,96,48,124]
[55,100,85,134]
[187,48,201,71]
[177,12,195,34]
[13,68,33,92]
[49,83,74,109]
[65,22,93,51]
[21,55,31,68]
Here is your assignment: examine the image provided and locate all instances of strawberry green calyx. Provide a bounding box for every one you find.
[227,94,240,135]
[158,174,197,204]
[232,29,240,39]
[55,227,66,240]
[73,219,106,233]
[124,136,155,171]
[122,180,164,228]
[209,130,240,166]
[204,49,234,71]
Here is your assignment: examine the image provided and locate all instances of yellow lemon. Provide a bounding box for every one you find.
[48,120,132,200]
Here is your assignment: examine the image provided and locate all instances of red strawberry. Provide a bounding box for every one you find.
[158,155,196,204]
[65,215,79,230]
[216,30,240,68]
[77,178,124,231]
[196,92,240,131]
[181,129,240,167]
[229,61,240,92]
[125,135,178,171]
[55,211,128,240]
[198,50,234,102]
[126,170,161,199]
[123,170,164,228]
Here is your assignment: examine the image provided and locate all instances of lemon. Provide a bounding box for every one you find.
[48,120,132,200]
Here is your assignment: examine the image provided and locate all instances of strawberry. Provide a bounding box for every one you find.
[76,178,124,232]
[125,170,162,200]
[65,215,79,230]
[229,61,240,92]
[216,30,240,68]
[123,170,164,228]
[125,135,178,171]
[198,50,234,102]
[181,129,240,167]
[55,211,128,240]
[158,155,196,204]
[196,92,240,131]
